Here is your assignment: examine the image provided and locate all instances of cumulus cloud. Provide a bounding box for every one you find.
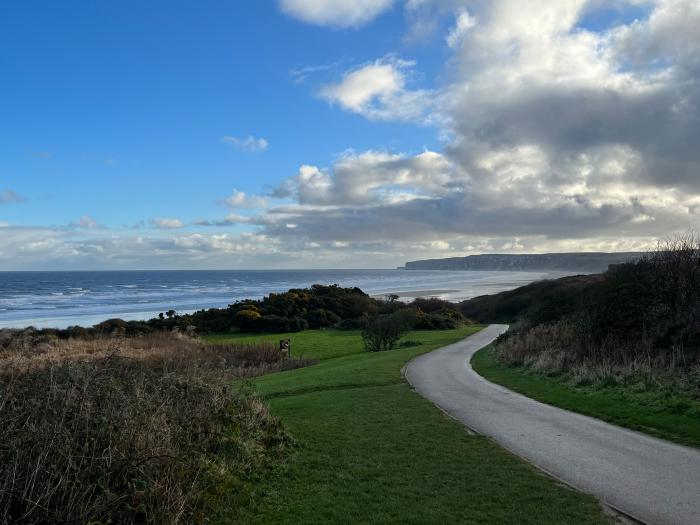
[219,189,267,209]
[319,56,434,121]
[274,0,699,259]
[150,217,185,229]
[279,0,395,28]
[221,135,269,153]
[273,149,453,205]
[260,145,693,252]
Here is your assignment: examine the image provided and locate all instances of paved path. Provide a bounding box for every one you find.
[405,325,700,525]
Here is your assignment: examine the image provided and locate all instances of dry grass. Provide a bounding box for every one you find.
[0,330,315,379]
[0,332,315,524]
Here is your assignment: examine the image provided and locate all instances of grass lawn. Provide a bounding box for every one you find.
[472,345,700,449]
[206,329,366,361]
[210,328,611,524]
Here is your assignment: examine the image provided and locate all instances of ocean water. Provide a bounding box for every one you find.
[0,269,562,329]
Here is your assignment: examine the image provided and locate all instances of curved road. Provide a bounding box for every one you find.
[405,325,700,525]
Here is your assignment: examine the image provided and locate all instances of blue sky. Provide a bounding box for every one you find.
[2,1,435,226]
[1,1,698,269]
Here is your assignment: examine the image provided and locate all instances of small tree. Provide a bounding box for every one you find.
[361,309,416,352]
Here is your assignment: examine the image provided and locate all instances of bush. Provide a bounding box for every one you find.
[0,361,290,524]
[415,308,465,330]
[144,284,381,335]
[234,309,263,331]
[408,297,458,314]
[334,317,366,330]
[361,310,416,352]
[306,308,341,329]
[260,315,308,333]
[0,333,315,524]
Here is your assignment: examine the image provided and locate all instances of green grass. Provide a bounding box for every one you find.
[205,329,365,361]
[212,328,611,524]
[472,346,700,449]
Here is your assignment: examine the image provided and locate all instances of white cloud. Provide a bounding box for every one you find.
[319,56,433,121]
[195,214,253,227]
[273,149,453,206]
[70,215,102,229]
[446,9,476,49]
[150,217,184,229]
[279,0,395,28]
[220,189,267,209]
[221,135,269,153]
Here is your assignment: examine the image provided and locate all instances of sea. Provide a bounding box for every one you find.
[0,269,567,329]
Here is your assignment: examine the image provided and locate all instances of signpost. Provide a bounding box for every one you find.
[279,338,291,358]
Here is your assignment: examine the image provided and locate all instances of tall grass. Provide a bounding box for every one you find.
[0,332,315,524]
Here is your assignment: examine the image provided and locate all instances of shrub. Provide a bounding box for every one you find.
[0,360,290,524]
[0,333,314,524]
[334,317,366,330]
[415,308,465,330]
[408,297,457,314]
[94,317,130,334]
[260,315,308,333]
[234,309,263,331]
[144,284,382,335]
[306,308,341,329]
[361,309,416,352]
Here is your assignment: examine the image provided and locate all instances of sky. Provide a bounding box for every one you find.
[1,0,699,270]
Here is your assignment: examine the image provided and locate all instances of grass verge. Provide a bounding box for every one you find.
[472,345,700,448]
[211,328,611,524]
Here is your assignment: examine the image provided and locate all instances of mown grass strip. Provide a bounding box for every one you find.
[212,328,611,524]
[472,345,700,449]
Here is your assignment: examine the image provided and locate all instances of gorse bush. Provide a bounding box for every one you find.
[0,333,311,524]
[414,308,466,330]
[148,284,378,335]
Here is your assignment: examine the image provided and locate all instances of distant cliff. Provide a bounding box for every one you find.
[403,252,641,273]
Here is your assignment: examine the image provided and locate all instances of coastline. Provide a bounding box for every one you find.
[0,269,575,330]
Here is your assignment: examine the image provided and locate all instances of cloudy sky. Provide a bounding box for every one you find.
[1,0,699,270]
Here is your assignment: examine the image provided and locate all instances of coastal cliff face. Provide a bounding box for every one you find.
[403,253,641,273]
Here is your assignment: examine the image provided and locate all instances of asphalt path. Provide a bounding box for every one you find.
[405,324,700,525]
